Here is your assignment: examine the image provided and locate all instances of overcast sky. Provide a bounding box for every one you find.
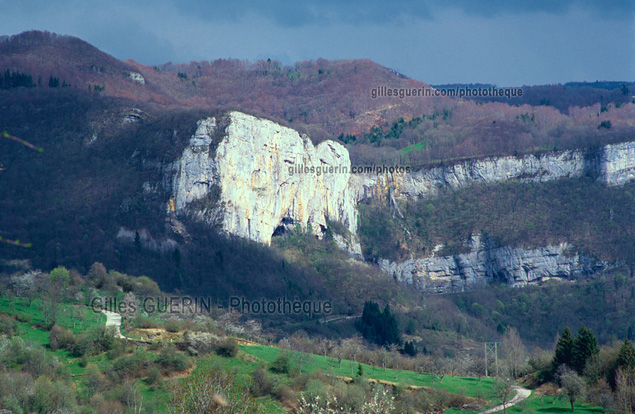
[2,0,634,86]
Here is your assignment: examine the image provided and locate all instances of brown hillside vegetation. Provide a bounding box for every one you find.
[0,30,450,139]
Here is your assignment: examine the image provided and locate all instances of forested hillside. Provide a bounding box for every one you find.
[2,30,635,356]
[359,178,635,263]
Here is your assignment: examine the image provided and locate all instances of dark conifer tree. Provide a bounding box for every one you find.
[552,327,575,372]
[572,326,599,374]
[356,301,401,346]
[617,339,635,369]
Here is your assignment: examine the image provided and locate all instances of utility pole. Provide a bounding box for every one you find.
[483,342,500,377]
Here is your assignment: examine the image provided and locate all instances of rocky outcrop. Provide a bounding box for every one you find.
[170,112,361,254]
[379,235,608,292]
[170,117,220,212]
[599,141,635,186]
[128,72,145,85]
[351,143,635,202]
[168,111,634,289]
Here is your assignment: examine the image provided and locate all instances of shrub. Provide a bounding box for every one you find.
[270,352,292,374]
[156,346,190,373]
[334,382,366,412]
[132,314,158,329]
[145,365,162,389]
[133,276,161,296]
[272,383,295,403]
[0,313,18,336]
[90,325,117,353]
[167,367,259,414]
[112,352,148,380]
[71,334,93,357]
[105,339,126,360]
[184,331,216,355]
[215,338,238,358]
[82,363,108,398]
[165,319,182,333]
[32,375,78,414]
[78,355,89,368]
[49,324,76,351]
[90,392,125,414]
[24,346,56,378]
[250,366,275,397]
[301,379,330,406]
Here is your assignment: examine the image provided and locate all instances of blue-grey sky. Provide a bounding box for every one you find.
[2,0,634,86]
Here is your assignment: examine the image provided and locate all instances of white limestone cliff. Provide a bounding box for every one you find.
[170,112,361,254]
[169,111,635,288]
[171,117,219,212]
[599,141,635,186]
[349,144,635,202]
[379,236,607,293]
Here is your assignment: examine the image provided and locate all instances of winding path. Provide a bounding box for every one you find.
[478,386,532,414]
[101,310,126,339]
[99,308,530,413]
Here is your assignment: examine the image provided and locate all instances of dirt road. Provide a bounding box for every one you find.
[478,386,532,414]
[101,310,126,339]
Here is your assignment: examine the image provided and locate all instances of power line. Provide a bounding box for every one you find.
[483,342,500,377]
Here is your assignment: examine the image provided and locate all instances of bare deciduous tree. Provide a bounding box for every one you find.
[501,327,527,379]
[167,367,258,414]
[296,351,311,373]
[588,378,614,414]
[379,348,390,373]
[343,336,364,364]
[615,366,635,414]
[320,338,334,358]
[492,377,514,414]
[121,380,143,414]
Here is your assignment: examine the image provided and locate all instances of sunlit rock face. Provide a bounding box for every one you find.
[169,111,634,288]
[350,142,635,202]
[599,141,635,186]
[170,112,361,254]
[379,235,607,292]
[171,117,219,212]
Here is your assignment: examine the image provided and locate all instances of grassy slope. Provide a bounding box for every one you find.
[1,295,494,412]
[1,295,608,413]
[241,344,494,398]
[400,141,426,153]
[0,296,106,338]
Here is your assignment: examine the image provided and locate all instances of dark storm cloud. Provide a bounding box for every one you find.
[143,0,430,26]
[154,0,632,25]
[435,0,633,19]
[1,0,177,63]
[75,15,178,64]
[2,0,633,84]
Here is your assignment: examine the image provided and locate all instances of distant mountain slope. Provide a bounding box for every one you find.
[0,30,448,139]
[3,30,632,161]
[0,31,169,103]
[432,82,634,112]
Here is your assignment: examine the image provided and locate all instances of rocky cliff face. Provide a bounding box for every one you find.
[379,235,608,293]
[350,143,635,202]
[169,112,635,289]
[170,112,361,254]
[599,141,635,186]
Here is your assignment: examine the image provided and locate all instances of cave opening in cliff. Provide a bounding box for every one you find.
[272,217,294,238]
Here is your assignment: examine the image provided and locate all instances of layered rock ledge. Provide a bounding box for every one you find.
[168,111,635,289]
